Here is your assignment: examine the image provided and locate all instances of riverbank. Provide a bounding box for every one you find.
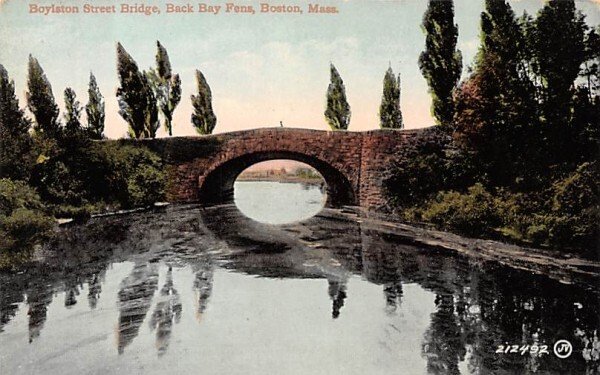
[344,207,600,288]
[56,204,600,286]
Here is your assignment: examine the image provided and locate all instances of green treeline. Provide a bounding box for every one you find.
[0,40,221,260]
[386,0,598,254]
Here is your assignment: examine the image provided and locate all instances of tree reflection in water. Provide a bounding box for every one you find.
[116,262,159,355]
[327,278,347,319]
[192,257,214,322]
[26,281,54,343]
[422,294,466,375]
[0,204,598,374]
[149,266,182,356]
[64,277,81,308]
[87,270,105,310]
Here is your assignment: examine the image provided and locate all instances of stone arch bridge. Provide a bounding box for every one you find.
[133,128,430,211]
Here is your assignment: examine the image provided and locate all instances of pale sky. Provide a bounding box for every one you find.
[1,0,598,138]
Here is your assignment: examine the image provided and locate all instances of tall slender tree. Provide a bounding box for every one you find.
[116,43,158,139]
[26,55,60,138]
[191,70,217,135]
[147,41,181,136]
[453,0,537,187]
[379,67,403,129]
[530,2,595,169]
[530,0,587,128]
[86,72,105,139]
[324,64,351,130]
[63,88,82,135]
[0,64,33,180]
[419,0,462,126]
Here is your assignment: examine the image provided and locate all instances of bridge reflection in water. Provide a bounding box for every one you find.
[0,204,598,374]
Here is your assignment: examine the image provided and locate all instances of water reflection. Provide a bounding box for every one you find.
[87,271,104,310]
[149,267,182,356]
[117,262,159,355]
[0,204,598,374]
[234,181,326,224]
[191,258,214,324]
[327,278,348,319]
[26,281,54,343]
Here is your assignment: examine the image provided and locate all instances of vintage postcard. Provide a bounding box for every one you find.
[0,0,599,374]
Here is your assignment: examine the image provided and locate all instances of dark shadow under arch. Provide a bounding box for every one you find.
[198,151,356,208]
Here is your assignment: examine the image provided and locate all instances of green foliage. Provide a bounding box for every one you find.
[384,129,476,208]
[31,157,86,207]
[379,67,403,129]
[30,88,92,208]
[0,64,34,181]
[30,139,165,212]
[419,0,462,126]
[293,167,323,180]
[147,41,182,136]
[0,179,53,253]
[324,64,351,130]
[547,162,598,249]
[125,162,166,208]
[422,183,502,237]
[93,143,166,208]
[191,69,217,135]
[86,72,105,140]
[26,55,61,138]
[156,40,172,80]
[394,162,598,253]
[63,87,82,135]
[530,0,587,128]
[453,0,538,188]
[116,43,159,139]
[0,178,45,215]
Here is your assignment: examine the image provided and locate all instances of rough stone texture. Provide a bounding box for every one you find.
[122,127,433,211]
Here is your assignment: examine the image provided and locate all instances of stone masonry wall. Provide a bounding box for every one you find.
[134,127,431,212]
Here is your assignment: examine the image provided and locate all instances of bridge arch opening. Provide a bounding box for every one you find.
[198,151,356,209]
[234,161,326,224]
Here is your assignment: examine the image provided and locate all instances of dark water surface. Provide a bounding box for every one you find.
[0,185,599,374]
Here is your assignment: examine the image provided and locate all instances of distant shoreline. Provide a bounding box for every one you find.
[236,176,325,186]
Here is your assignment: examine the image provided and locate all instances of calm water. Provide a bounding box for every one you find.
[0,182,599,375]
[234,181,325,224]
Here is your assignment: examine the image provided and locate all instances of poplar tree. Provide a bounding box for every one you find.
[531,0,587,127]
[324,64,351,130]
[26,55,61,138]
[191,69,217,135]
[453,0,537,186]
[147,41,181,136]
[63,88,82,134]
[379,67,403,129]
[86,72,105,139]
[0,64,33,180]
[116,43,158,139]
[419,0,462,126]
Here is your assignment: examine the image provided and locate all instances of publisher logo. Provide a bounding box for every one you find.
[553,339,573,359]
